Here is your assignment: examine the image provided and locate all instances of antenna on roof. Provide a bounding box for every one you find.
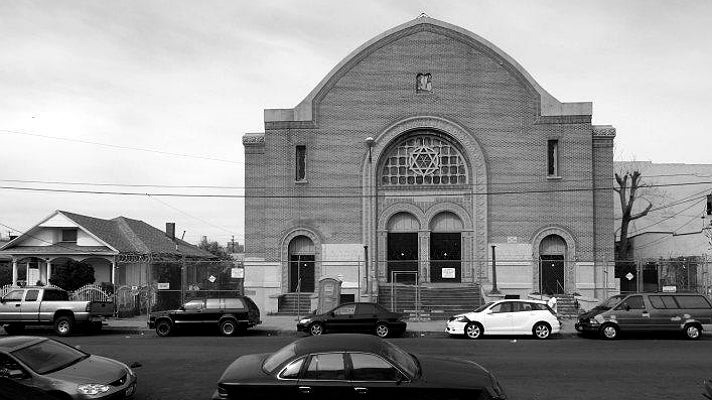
[181,230,186,240]
[418,12,429,19]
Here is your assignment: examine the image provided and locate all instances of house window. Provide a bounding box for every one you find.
[295,145,307,181]
[61,229,78,243]
[547,139,559,177]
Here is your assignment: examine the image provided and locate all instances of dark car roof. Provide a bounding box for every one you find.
[291,334,389,357]
[0,336,46,352]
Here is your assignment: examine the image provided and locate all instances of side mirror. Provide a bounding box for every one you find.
[624,304,631,311]
[129,362,142,369]
[0,297,5,304]
[329,312,335,318]
[311,310,317,315]
[179,306,185,311]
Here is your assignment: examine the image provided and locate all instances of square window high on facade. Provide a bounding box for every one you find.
[61,229,77,243]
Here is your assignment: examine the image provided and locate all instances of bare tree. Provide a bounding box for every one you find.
[614,170,653,261]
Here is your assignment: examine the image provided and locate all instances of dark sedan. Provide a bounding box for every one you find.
[0,336,138,399]
[213,334,506,400]
[297,302,406,337]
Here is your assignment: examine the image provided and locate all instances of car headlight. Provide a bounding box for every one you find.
[455,316,470,323]
[589,318,599,326]
[299,318,311,324]
[77,384,111,395]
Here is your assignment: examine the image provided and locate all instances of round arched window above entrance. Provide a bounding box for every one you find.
[380,132,468,186]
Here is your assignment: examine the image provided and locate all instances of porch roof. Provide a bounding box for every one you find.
[0,244,115,256]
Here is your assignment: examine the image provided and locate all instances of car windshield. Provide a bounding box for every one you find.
[474,302,494,313]
[379,341,418,378]
[12,339,88,375]
[263,342,297,373]
[597,295,626,310]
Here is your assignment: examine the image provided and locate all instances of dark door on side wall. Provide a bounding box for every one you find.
[290,255,315,292]
[430,233,461,283]
[540,255,564,295]
[387,233,418,284]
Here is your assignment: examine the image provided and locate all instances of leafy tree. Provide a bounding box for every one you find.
[197,237,231,260]
[49,260,95,291]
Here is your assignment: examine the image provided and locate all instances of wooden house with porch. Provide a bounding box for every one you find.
[0,210,216,288]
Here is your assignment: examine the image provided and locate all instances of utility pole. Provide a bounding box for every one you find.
[489,245,501,295]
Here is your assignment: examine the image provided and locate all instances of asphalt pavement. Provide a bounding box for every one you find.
[52,333,712,400]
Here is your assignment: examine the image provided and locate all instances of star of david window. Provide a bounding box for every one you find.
[380,133,468,185]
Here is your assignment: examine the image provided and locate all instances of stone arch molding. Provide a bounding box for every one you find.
[424,202,473,231]
[378,203,426,231]
[531,226,577,260]
[280,227,323,294]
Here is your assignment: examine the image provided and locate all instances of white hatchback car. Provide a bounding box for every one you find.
[446,299,561,339]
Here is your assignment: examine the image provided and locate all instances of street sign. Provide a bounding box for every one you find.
[208,275,216,283]
[662,285,677,292]
[625,272,634,281]
[157,282,170,290]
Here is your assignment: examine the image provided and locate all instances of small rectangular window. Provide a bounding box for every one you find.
[24,290,39,302]
[547,139,559,176]
[295,145,307,181]
[61,229,78,243]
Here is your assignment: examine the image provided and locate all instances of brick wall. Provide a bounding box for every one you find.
[244,21,614,294]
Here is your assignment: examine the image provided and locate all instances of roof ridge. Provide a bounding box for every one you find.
[114,217,150,254]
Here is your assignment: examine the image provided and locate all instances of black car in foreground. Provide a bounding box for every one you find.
[148,296,261,337]
[213,334,507,400]
[297,302,407,337]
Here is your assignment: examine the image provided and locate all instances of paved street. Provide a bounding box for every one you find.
[48,331,712,400]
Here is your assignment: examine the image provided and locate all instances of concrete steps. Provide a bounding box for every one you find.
[277,293,312,314]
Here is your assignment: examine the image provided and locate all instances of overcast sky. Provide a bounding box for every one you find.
[1,0,710,245]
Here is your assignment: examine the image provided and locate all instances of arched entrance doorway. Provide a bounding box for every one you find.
[289,236,315,292]
[429,212,463,283]
[539,235,567,295]
[386,212,419,284]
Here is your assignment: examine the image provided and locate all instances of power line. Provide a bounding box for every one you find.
[0,172,706,190]
[0,129,243,165]
[1,179,711,198]
[146,194,238,236]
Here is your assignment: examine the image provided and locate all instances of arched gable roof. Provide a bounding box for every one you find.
[265,16,591,123]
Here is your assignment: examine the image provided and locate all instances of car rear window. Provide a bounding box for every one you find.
[674,295,712,309]
[223,298,246,309]
[42,290,69,301]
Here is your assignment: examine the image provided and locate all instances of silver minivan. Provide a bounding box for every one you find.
[575,293,712,340]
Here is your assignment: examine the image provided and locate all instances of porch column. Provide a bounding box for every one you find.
[418,231,429,283]
[12,259,18,286]
[46,260,52,284]
[111,260,116,284]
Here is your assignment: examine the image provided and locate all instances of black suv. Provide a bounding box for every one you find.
[149,296,261,337]
[297,302,407,338]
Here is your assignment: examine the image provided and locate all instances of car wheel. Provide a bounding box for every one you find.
[54,316,74,337]
[3,324,24,335]
[375,323,390,338]
[600,323,619,340]
[155,320,173,337]
[309,322,324,336]
[465,322,483,339]
[533,322,551,339]
[220,320,237,336]
[684,323,702,340]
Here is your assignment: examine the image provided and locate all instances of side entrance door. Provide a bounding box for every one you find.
[540,255,565,295]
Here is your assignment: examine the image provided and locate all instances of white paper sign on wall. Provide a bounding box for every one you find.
[208,275,216,283]
[157,282,170,290]
[231,268,244,279]
[442,268,456,279]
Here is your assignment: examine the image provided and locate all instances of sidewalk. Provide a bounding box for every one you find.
[105,315,583,337]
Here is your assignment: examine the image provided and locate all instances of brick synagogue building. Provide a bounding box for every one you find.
[242,16,616,314]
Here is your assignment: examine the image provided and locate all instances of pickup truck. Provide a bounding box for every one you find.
[0,287,113,336]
